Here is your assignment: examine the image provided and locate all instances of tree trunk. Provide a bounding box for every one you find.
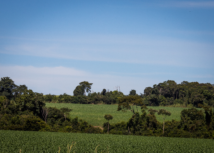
[108,121,109,134]
[128,126,130,134]
[64,114,66,121]
[163,117,165,135]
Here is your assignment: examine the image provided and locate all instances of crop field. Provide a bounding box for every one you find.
[45,103,189,126]
[0,130,213,153]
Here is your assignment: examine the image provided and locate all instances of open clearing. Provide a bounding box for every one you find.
[45,103,189,126]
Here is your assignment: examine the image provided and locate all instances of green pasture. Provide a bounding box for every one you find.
[0,130,213,153]
[45,103,189,126]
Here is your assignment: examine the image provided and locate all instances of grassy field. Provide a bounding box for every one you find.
[0,130,213,153]
[45,103,189,127]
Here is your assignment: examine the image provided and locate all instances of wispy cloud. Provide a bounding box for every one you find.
[186,75,214,79]
[166,1,214,8]
[0,65,88,77]
[1,65,212,95]
[1,35,213,68]
[0,65,161,95]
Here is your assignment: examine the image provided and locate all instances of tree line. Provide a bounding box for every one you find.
[1,76,213,107]
[112,95,214,138]
[45,80,214,107]
[0,77,102,133]
[1,76,214,139]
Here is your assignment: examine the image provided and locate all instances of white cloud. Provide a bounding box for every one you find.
[166,1,214,8]
[0,65,88,77]
[186,74,214,78]
[1,35,213,68]
[0,65,161,95]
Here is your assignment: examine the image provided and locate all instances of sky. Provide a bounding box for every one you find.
[0,0,214,95]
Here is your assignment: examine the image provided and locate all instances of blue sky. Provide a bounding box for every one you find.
[0,0,214,95]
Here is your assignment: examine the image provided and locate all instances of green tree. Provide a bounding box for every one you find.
[129,90,136,96]
[79,81,93,95]
[144,87,152,96]
[147,109,158,130]
[73,85,84,96]
[104,114,113,134]
[60,107,72,121]
[117,95,142,114]
[15,89,45,119]
[0,77,16,100]
[157,109,171,134]
[13,85,27,98]
[101,89,106,95]
[180,108,205,132]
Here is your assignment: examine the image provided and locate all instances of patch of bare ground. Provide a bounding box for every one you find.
[94,126,104,131]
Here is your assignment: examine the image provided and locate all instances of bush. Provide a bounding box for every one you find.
[24,117,47,131]
[85,125,103,134]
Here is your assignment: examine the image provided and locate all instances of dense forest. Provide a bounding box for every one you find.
[47,80,214,107]
[1,76,214,139]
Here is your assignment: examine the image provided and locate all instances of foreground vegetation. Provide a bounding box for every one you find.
[45,103,188,126]
[1,130,214,153]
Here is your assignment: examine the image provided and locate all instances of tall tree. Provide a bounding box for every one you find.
[101,89,106,96]
[79,81,93,95]
[60,107,72,121]
[144,87,152,96]
[117,95,142,114]
[13,85,27,98]
[129,90,137,96]
[15,89,45,119]
[157,109,171,134]
[104,114,113,134]
[0,77,16,100]
[73,85,84,96]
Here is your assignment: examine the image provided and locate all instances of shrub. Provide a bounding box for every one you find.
[24,117,47,131]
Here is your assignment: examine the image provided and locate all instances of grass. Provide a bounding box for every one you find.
[0,130,214,153]
[45,103,189,126]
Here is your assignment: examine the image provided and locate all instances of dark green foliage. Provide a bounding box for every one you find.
[104,121,128,135]
[180,108,205,132]
[104,114,113,121]
[24,117,47,131]
[142,80,214,107]
[60,107,72,112]
[73,85,84,96]
[13,85,27,98]
[87,90,124,104]
[73,81,93,96]
[0,77,16,100]
[46,107,65,126]
[72,95,88,104]
[127,112,142,134]
[2,76,214,139]
[129,89,136,95]
[158,109,171,134]
[79,81,93,94]
[15,89,45,119]
[58,93,72,103]
[101,89,106,95]
[104,114,113,133]
[144,87,152,96]
[44,94,57,102]
[62,117,102,133]
[146,109,159,130]
[0,114,50,131]
[60,107,72,121]
[117,95,142,114]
